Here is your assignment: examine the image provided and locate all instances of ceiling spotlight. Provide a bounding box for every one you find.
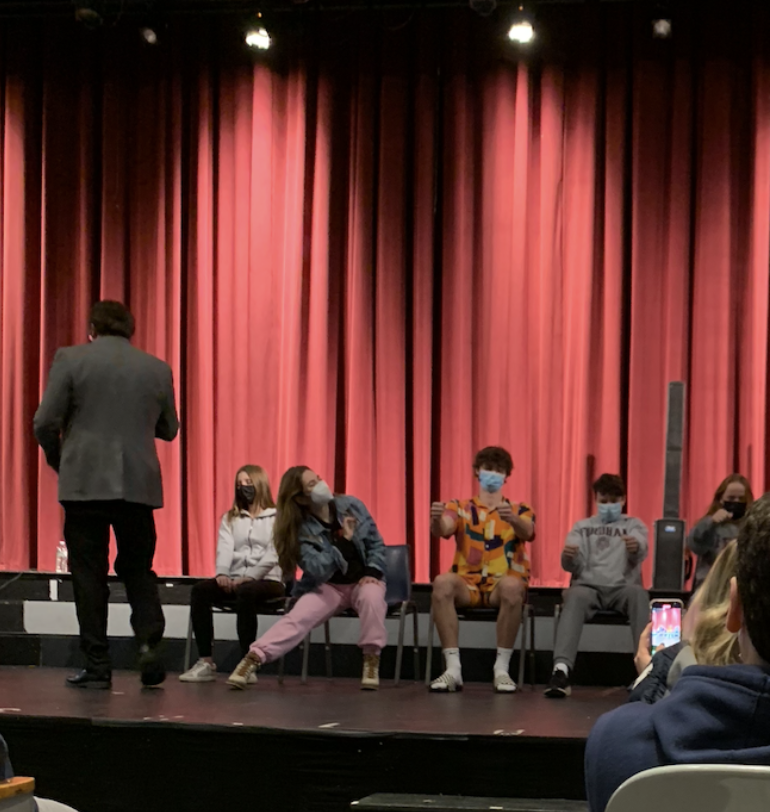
[245,25,271,50]
[73,1,103,28]
[508,5,535,44]
[469,0,497,17]
[140,26,159,45]
[652,17,672,38]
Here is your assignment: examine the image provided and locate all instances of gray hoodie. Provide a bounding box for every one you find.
[562,514,648,587]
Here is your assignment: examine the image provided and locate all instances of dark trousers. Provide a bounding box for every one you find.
[190,578,285,657]
[63,500,165,674]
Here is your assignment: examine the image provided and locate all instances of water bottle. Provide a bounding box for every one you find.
[55,541,68,574]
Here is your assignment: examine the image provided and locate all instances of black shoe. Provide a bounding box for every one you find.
[544,669,572,698]
[66,669,112,690]
[139,644,166,687]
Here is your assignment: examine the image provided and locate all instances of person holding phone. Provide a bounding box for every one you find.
[687,474,753,590]
[585,496,770,812]
[629,540,740,705]
[226,466,387,691]
[179,465,284,683]
[429,446,535,693]
[545,473,648,699]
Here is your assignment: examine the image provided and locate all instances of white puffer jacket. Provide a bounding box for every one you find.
[215,508,282,582]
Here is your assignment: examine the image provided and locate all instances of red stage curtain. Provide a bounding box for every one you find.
[0,5,768,585]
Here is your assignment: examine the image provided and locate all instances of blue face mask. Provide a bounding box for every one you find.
[479,470,505,494]
[598,502,623,524]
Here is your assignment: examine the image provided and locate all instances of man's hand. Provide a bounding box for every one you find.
[430,502,446,522]
[216,574,234,592]
[232,577,255,587]
[623,536,640,556]
[712,508,732,524]
[341,516,357,540]
[496,503,514,523]
[563,544,580,560]
[634,622,652,675]
[359,576,381,587]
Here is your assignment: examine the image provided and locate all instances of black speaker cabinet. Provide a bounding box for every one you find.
[653,518,686,591]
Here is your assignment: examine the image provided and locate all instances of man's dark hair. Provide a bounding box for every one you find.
[473,446,513,477]
[736,494,770,663]
[593,473,625,498]
[89,300,135,339]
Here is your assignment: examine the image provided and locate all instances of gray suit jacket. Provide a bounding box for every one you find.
[33,336,179,508]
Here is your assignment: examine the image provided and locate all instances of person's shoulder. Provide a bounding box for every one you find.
[589,700,655,749]
[336,494,367,513]
[128,344,171,372]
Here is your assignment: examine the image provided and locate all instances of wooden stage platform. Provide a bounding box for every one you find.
[0,666,626,812]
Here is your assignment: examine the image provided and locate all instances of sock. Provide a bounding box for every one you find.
[554,662,570,676]
[442,647,462,679]
[494,647,513,677]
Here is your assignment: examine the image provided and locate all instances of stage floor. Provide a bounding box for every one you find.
[0,666,625,739]
[0,667,627,812]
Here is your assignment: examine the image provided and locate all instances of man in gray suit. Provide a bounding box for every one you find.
[34,301,179,689]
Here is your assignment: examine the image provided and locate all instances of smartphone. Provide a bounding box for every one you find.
[650,599,684,653]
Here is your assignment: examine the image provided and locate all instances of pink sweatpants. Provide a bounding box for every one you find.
[250,580,388,664]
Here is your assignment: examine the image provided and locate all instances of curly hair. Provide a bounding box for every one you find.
[473,446,513,476]
[593,474,625,499]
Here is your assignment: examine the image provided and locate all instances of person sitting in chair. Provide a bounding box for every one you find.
[429,446,535,693]
[585,494,770,812]
[179,464,284,683]
[545,473,648,698]
[227,466,387,691]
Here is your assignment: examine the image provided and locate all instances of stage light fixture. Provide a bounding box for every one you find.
[469,0,497,17]
[652,3,672,38]
[652,17,672,38]
[245,25,271,50]
[245,12,272,50]
[140,26,159,45]
[73,1,103,28]
[508,6,535,45]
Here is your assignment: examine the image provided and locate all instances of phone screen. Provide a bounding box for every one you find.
[651,602,682,652]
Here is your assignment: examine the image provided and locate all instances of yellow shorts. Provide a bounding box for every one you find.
[461,573,526,608]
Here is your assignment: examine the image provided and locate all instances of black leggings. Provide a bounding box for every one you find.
[190,578,285,657]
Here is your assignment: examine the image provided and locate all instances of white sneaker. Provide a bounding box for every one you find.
[361,654,380,690]
[227,654,260,690]
[429,670,463,692]
[179,659,216,683]
[493,672,517,693]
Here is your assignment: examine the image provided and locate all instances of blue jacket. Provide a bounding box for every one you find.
[585,665,770,812]
[294,495,387,598]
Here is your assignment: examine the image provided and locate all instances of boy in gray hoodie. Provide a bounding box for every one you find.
[545,473,649,698]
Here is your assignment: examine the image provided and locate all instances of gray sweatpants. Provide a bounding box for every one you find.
[553,584,649,671]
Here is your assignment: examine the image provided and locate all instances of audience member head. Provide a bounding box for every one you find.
[707,473,754,521]
[89,300,135,340]
[228,465,274,521]
[592,474,626,524]
[473,446,513,495]
[727,494,770,667]
[274,466,335,576]
[687,540,740,666]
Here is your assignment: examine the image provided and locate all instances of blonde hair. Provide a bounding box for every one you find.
[227,465,275,523]
[689,540,740,666]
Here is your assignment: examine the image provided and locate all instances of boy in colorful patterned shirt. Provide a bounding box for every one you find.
[429,446,535,693]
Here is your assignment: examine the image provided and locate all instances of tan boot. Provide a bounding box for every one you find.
[227,653,261,690]
[361,653,380,690]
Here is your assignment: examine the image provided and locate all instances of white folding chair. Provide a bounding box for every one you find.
[606,764,770,812]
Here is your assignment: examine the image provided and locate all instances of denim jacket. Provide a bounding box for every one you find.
[294,495,387,597]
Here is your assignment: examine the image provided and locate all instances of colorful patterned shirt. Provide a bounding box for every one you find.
[445,496,535,586]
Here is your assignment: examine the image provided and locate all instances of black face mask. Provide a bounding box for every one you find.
[722,500,746,521]
[237,485,256,507]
